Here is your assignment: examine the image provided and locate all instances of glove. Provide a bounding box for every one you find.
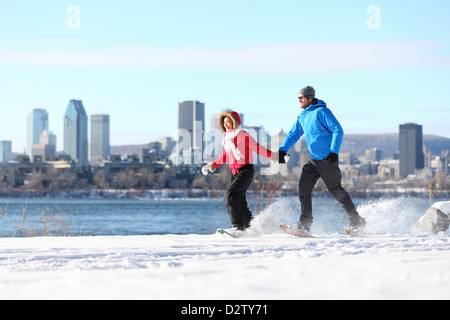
[275,150,287,164]
[201,163,216,175]
[326,153,339,164]
[201,164,211,176]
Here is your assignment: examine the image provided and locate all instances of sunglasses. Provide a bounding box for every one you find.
[298,96,309,101]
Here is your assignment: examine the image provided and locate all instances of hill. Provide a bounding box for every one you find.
[341,133,450,158]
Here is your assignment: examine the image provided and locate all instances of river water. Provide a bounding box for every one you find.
[0,196,434,237]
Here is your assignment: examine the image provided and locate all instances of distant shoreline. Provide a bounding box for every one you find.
[0,188,448,200]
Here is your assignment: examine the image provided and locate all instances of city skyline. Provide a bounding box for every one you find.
[2,99,450,159]
[1,1,449,153]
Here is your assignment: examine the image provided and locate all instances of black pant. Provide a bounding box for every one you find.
[299,158,363,229]
[224,164,255,229]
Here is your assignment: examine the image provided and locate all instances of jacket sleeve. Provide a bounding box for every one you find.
[279,117,304,152]
[246,132,274,160]
[235,131,274,160]
[320,108,344,154]
[212,149,227,169]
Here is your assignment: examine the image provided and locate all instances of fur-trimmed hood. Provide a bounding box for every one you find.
[219,111,241,131]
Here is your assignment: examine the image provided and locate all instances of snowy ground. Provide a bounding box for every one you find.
[1,199,450,300]
[1,230,450,300]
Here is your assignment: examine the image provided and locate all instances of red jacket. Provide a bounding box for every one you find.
[212,111,273,174]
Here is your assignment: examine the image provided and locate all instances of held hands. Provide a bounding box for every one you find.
[274,151,290,164]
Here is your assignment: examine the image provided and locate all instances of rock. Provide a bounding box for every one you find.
[411,201,450,234]
[433,201,450,216]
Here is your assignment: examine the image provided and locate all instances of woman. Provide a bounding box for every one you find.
[202,111,274,231]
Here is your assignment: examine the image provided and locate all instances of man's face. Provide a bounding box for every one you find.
[298,95,312,109]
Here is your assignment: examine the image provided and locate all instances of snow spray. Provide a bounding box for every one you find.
[248,196,429,235]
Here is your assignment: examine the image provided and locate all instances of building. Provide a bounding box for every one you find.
[0,140,13,163]
[430,151,449,174]
[158,136,176,158]
[27,109,48,156]
[90,114,110,165]
[175,100,205,165]
[365,148,382,162]
[399,123,424,177]
[378,159,400,178]
[64,99,88,166]
[31,130,57,162]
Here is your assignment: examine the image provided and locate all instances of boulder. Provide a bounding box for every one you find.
[411,201,450,234]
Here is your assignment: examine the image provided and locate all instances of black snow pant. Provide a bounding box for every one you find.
[299,157,364,229]
[225,164,255,230]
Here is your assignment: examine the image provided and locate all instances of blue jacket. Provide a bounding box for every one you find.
[279,99,344,160]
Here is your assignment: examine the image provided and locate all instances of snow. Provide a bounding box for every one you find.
[1,200,450,300]
[433,200,450,214]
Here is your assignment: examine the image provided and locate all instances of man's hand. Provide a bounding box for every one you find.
[326,153,339,164]
[275,150,287,164]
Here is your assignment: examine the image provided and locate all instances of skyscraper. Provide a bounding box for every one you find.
[31,130,57,162]
[90,114,110,165]
[0,141,13,163]
[176,100,205,164]
[27,109,48,156]
[399,123,424,177]
[64,99,88,166]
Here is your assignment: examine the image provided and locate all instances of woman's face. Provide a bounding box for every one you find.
[224,117,234,131]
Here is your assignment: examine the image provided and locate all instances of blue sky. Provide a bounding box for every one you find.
[1,0,449,152]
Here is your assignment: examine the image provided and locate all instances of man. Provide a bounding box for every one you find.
[275,86,366,234]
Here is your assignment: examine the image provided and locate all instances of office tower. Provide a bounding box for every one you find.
[210,113,220,130]
[399,123,424,177]
[365,148,382,162]
[64,99,88,166]
[31,130,57,162]
[0,140,13,163]
[39,130,57,147]
[27,109,49,156]
[90,114,110,165]
[158,136,176,156]
[177,100,205,164]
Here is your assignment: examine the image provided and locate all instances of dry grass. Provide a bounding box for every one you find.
[0,203,75,237]
[425,177,439,208]
[11,204,27,237]
[253,180,279,215]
